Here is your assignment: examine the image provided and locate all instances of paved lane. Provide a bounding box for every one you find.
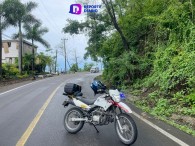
[0,73,87,146]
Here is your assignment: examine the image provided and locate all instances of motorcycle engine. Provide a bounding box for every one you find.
[92,108,113,125]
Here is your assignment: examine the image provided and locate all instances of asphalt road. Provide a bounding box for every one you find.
[0,73,194,146]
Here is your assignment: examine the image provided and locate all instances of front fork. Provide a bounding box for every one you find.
[116,115,124,133]
[115,104,129,133]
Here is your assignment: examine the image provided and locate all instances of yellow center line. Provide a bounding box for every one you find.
[16,83,63,146]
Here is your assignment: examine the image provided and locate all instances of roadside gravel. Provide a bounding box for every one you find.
[0,78,41,93]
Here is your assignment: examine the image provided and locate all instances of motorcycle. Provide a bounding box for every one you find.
[62,81,137,145]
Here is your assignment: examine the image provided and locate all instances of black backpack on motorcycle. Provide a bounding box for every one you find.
[64,83,82,95]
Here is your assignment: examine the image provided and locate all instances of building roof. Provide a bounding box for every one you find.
[2,39,38,48]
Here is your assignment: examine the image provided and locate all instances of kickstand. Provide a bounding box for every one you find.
[92,124,99,133]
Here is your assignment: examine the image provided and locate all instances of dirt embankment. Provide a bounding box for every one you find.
[0,77,34,87]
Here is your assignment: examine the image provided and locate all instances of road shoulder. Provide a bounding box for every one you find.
[128,102,194,146]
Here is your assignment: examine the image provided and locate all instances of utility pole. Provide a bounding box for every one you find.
[61,38,68,73]
[74,49,78,71]
[0,14,2,78]
[94,11,98,66]
[55,49,57,73]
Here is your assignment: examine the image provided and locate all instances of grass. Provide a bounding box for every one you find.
[132,100,195,136]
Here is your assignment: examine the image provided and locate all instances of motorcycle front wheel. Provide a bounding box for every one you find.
[115,113,137,145]
[64,107,84,134]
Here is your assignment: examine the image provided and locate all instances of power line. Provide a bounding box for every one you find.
[37,5,59,34]
[40,0,61,29]
[2,33,13,39]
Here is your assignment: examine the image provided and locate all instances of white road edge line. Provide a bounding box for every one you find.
[132,112,189,146]
[0,78,52,96]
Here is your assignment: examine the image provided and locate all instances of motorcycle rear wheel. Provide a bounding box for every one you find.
[64,107,84,134]
[115,113,137,145]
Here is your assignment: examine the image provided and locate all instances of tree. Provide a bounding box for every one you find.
[0,3,10,78]
[22,53,33,73]
[2,0,38,73]
[69,63,78,72]
[63,13,112,61]
[102,0,129,50]
[83,62,94,71]
[14,21,50,73]
[36,52,53,73]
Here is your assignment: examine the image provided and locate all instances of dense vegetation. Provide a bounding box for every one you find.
[1,52,54,79]
[69,62,93,72]
[64,0,195,135]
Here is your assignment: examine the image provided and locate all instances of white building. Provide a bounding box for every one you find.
[2,40,37,64]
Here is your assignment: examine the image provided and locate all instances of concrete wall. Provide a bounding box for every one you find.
[2,42,18,64]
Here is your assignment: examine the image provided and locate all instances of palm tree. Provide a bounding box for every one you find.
[23,53,33,72]
[0,3,10,78]
[37,52,53,73]
[22,22,50,72]
[2,0,38,73]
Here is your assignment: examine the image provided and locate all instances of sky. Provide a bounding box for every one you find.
[3,0,102,71]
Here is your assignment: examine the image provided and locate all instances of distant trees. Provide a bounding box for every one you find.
[69,63,78,72]
[36,52,53,73]
[83,63,94,71]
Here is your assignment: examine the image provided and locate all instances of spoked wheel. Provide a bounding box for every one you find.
[115,113,137,145]
[64,107,84,134]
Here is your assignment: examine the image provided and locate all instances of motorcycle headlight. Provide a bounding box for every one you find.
[113,95,121,102]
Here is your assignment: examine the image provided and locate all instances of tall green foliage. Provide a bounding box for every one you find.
[143,0,195,97]
[2,0,38,73]
[36,52,53,73]
[64,0,195,100]
[21,22,49,72]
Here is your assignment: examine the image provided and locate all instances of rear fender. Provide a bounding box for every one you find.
[117,102,132,113]
[73,98,91,109]
[62,99,75,107]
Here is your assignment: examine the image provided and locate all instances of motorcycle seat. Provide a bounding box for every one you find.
[77,97,96,105]
[74,91,83,96]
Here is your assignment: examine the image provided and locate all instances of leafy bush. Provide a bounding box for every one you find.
[151,98,175,117]
[2,64,19,78]
[180,107,195,116]
[183,93,195,107]
[83,63,94,71]
[2,64,30,79]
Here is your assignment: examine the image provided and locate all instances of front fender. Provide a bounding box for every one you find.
[117,102,132,113]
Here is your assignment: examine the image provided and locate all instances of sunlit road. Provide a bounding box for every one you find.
[0,73,194,146]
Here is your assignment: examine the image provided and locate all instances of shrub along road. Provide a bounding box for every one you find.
[0,73,194,146]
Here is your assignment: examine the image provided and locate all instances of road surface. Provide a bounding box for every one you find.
[0,72,194,146]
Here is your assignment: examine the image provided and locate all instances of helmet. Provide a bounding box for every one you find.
[90,80,106,95]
